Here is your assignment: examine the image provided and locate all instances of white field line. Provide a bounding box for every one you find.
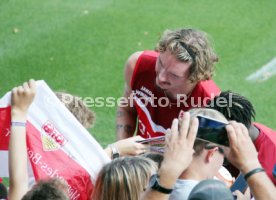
[246,57,276,82]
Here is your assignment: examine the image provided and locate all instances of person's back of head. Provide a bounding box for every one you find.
[188,179,234,200]
[55,92,95,129]
[178,108,227,180]
[207,91,255,129]
[189,108,228,156]
[92,156,157,200]
[22,178,69,200]
[155,28,218,83]
[0,183,8,199]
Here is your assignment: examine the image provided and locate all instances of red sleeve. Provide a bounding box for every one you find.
[254,123,276,185]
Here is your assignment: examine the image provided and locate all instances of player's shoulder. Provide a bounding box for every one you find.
[127,50,158,66]
[126,51,143,67]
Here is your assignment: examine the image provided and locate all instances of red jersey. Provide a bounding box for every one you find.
[254,122,276,185]
[131,50,220,138]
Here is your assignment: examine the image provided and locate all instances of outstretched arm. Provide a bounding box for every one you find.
[105,136,148,158]
[141,112,198,200]
[9,79,36,200]
[223,121,276,200]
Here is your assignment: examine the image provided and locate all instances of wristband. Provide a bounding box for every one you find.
[11,122,26,127]
[244,168,265,181]
[108,144,120,159]
[149,174,173,194]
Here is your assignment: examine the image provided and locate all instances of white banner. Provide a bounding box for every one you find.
[0,80,110,200]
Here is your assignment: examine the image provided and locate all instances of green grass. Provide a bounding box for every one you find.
[1,0,276,148]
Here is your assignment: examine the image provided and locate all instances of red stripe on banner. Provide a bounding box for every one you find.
[26,122,94,200]
[0,106,11,151]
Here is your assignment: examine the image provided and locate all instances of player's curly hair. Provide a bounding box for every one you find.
[156,28,218,83]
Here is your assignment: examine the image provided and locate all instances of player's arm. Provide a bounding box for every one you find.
[116,51,142,140]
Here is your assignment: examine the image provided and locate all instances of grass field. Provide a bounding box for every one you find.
[1,0,276,148]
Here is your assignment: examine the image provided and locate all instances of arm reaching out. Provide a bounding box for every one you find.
[141,112,198,200]
[105,136,148,158]
[223,121,276,200]
[9,79,36,200]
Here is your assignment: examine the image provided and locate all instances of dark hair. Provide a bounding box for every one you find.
[207,91,255,129]
[22,178,69,200]
[142,153,164,168]
[0,183,8,199]
[193,140,209,156]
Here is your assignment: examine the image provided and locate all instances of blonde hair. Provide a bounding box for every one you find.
[189,108,228,123]
[92,156,157,200]
[156,29,218,83]
[55,92,95,128]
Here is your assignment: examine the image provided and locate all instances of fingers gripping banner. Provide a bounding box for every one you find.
[0,80,110,200]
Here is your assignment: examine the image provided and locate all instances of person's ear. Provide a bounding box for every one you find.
[206,147,218,162]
